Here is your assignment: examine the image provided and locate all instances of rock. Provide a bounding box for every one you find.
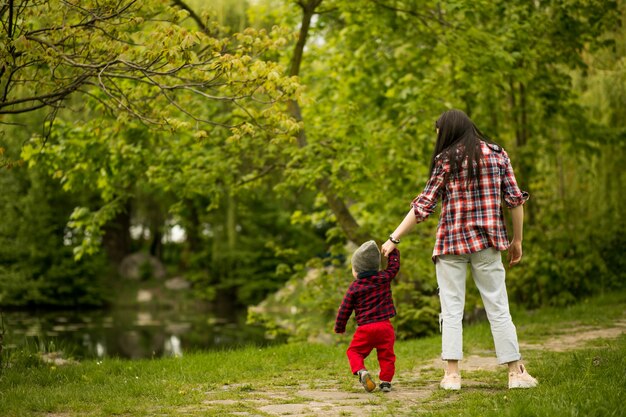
[166,322,192,334]
[165,277,191,290]
[307,332,333,345]
[40,352,78,366]
[137,290,153,303]
[119,252,167,280]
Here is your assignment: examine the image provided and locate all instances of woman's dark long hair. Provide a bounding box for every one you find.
[430,109,495,186]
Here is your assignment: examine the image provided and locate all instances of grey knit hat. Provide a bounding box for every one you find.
[351,240,381,274]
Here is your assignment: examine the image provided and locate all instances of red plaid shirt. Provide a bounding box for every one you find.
[412,142,528,261]
[334,248,400,333]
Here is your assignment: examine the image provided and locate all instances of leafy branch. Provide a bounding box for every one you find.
[0,0,298,134]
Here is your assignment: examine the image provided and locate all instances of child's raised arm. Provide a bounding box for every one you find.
[380,248,400,282]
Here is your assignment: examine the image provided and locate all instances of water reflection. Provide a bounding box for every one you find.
[2,307,277,360]
[165,335,182,357]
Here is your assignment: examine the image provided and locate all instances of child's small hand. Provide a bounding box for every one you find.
[381,240,396,257]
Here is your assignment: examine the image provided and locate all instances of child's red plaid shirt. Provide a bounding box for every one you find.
[412,141,529,261]
[334,248,400,334]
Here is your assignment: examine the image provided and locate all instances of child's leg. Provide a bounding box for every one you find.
[346,326,374,375]
[469,248,521,364]
[375,322,396,382]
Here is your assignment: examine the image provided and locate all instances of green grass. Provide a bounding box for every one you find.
[0,290,624,416]
[415,337,626,417]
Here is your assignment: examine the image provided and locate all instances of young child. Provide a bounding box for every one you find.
[334,240,400,392]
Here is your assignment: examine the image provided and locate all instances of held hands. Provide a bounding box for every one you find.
[381,240,396,257]
[507,240,523,267]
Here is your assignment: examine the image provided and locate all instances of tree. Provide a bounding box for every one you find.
[285,0,373,244]
[2,0,300,257]
[0,0,297,125]
[0,124,109,308]
[247,0,625,340]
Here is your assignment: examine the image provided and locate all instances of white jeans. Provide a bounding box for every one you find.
[436,247,521,364]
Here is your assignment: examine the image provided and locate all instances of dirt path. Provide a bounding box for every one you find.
[200,321,626,417]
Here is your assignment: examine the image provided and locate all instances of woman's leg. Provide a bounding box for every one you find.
[469,248,521,364]
[436,254,469,369]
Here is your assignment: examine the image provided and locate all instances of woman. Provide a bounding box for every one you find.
[381,109,538,390]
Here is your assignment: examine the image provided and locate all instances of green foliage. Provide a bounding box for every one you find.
[177,188,328,306]
[1,0,316,308]
[0,162,110,307]
[0,108,109,308]
[3,0,302,254]
[0,313,4,373]
[247,243,441,342]
[247,0,625,339]
[393,281,440,340]
[1,0,624,335]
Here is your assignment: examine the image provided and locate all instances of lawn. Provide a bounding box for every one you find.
[0,291,624,416]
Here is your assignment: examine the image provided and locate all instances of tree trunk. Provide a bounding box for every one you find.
[509,79,533,223]
[213,193,239,314]
[175,0,373,244]
[149,227,162,259]
[509,78,522,147]
[519,82,528,147]
[148,204,164,259]
[185,199,201,253]
[288,0,373,244]
[488,85,500,137]
[226,193,237,251]
[102,200,132,265]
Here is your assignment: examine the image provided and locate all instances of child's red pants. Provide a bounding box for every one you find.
[346,320,396,382]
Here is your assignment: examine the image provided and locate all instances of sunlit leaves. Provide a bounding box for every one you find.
[2,0,309,258]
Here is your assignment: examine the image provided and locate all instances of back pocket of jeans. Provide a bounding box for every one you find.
[474,247,500,264]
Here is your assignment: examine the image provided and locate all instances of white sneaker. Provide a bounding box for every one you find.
[440,372,461,390]
[508,364,538,389]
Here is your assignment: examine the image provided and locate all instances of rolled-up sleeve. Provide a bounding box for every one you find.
[411,157,447,222]
[501,151,529,208]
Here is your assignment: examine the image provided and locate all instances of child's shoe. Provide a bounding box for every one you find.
[508,364,538,389]
[357,369,376,392]
[440,372,461,390]
[379,381,392,392]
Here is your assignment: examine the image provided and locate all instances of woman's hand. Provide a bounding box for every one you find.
[382,210,418,257]
[381,240,397,257]
[507,240,523,266]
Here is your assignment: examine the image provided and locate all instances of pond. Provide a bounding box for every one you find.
[0,307,280,360]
